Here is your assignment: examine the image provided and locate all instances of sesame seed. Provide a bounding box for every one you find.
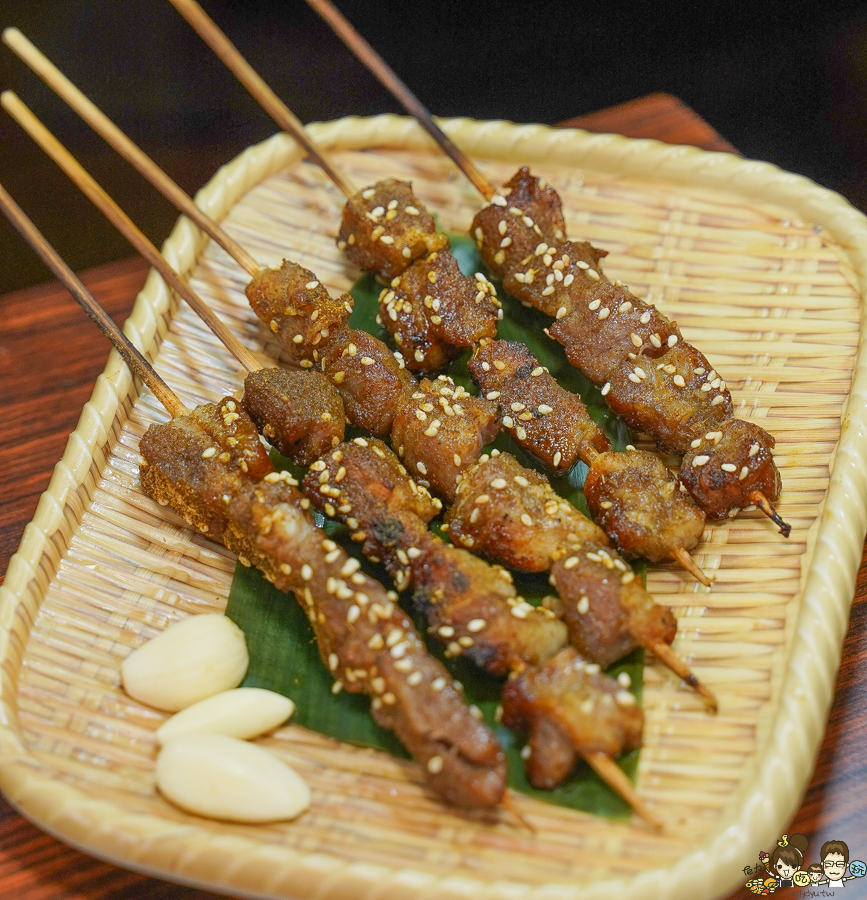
[467,618,486,633]
[692,455,710,466]
[458,636,474,648]
[486,391,501,400]
[749,443,760,457]
[563,273,574,287]
[347,605,360,623]
[556,305,567,319]
[577,596,590,614]
[301,564,313,580]
[721,463,738,473]
[531,366,544,376]
[630,333,642,347]
[616,690,636,707]
[553,451,562,466]
[628,373,641,384]
[668,334,679,347]
[711,395,726,406]
[739,466,750,480]
[588,299,601,310]
[621,571,636,585]
[520,513,533,526]
[202,447,217,459]
[691,438,702,448]
[601,383,611,396]
[563,556,579,569]
[618,672,632,688]
[475,494,491,505]
[368,634,384,650]
[514,475,529,487]
[494,360,506,371]
[407,671,423,687]
[427,755,444,774]
[453,454,462,467]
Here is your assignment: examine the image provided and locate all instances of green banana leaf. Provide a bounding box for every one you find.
[225,233,643,818]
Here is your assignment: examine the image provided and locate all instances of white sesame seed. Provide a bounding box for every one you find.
[588,299,601,310]
[711,395,726,405]
[301,564,313,580]
[721,463,738,473]
[691,438,703,448]
[692,455,710,466]
[521,513,533,526]
[673,374,686,387]
[553,451,562,466]
[563,556,579,570]
[467,618,486,633]
[601,383,611,396]
[615,690,636,707]
[202,447,217,459]
[577,596,590,614]
[668,334,679,347]
[749,443,760,457]
[598,308,610,319]
[491,478,508,489]
[305,280,319,289]
[739,466,750,480]
[630,333,642,347]
[514,475,529,487]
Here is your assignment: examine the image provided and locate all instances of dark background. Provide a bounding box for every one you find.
[2,0,867,295]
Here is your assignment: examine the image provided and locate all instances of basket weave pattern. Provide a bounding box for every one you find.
[0,117,865,900]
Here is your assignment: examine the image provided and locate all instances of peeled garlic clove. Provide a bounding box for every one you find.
[156,733,310,822]
[121,614,248,712]
[156,688,294,745]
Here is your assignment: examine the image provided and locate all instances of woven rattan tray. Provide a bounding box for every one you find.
[2,116,867,900]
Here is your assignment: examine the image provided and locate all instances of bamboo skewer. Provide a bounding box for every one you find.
[2,28,259,278]
[1,91,262,376]
[164,0,355,198]
[304,0,788,540]
[0,182,187,418]
[304,0,496,202]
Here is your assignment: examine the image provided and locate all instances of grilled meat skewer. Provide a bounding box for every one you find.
[302,437,655,822]
[447,451,717,712]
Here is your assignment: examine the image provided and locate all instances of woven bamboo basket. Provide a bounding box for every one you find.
[1,115,866,900]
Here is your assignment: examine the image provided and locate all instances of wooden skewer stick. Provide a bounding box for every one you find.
[0,182,186,419]
[584,752,663,830]
[1,91,262,376]
[2,27,259,278]
[671,546,714,587]
[650,642,718,714]
[748,490,791,538]
[305,0,496,202]
[164,0,355,199]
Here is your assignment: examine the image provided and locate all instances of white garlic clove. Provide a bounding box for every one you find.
[156,688,294,745]
[121,614,248,711]
[156,733,310,822]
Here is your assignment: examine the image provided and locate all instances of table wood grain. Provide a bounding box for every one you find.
[0,93,863,900]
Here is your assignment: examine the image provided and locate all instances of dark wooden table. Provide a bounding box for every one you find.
[0,94,864,900]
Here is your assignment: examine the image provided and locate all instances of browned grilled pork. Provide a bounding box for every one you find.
[338,179,449,280]
[379,251,500,373]
[303,438,567,677]
[391,375,500,500]
[547,542,677,668]
[446,451,606,571]
[467,340,610,475]
[471,167,784,524]
[584,450,705,563]
[242,367,345,466]
[139,400,506,809]
[502,647,643,789]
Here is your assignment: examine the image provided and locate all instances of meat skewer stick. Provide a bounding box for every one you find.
[302,437,660,826]
[0,184,506,809]
[304,0,789,538]
[148,2,712,586]
[2,39,501,500]
[2,90,346,467]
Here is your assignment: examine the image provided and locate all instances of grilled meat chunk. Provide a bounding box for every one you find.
[245,261,352,368]
[447,451,606,571]
[242,367,345,466]
[584,450,705,562]
[468,341,610,474]
[548,542,677,668]
[338,179,449,280]
[502,647,643,789]
[303,438,567,677]
[379,251,500,374]
[680,419,780,519]
[391,376,500,500]
[321,328,417,437]
[140,402,506,809]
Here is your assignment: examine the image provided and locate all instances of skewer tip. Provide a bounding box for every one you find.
[584,752,663,830]
[650,642,718,714]
[671,546,714,587]
[748,490,791,537]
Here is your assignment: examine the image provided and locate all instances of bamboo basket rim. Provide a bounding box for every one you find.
[1,114,866,900]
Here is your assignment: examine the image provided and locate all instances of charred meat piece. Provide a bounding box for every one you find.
[548,542,677,669]
[242,367,345,466]
[245,261,352,368]
[680,419,781,520]
[338,179,449,281]
[391,376,500,500]
[303,438,568,677]
[321,328,417,437]
[447,451,606,572]
[379,252,500,374]
[468,341,610,474]
[598,344,733,455]
[140,404,506,809]
[546,284,681,386]
[584,450,705,563]
[304,437,441,545]
[502,647,643,789]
